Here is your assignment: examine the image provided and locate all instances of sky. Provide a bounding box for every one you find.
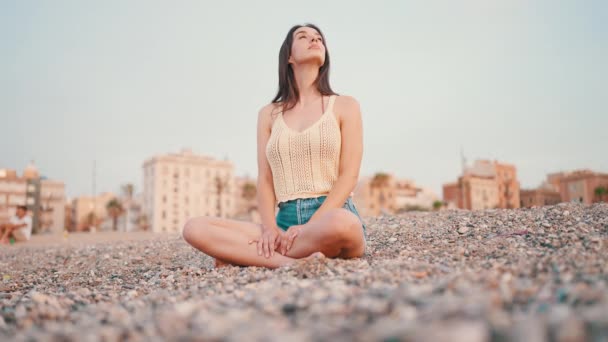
[1,0,607,199]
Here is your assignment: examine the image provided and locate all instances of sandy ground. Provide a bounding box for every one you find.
[5,231,176,249]
[1,202,607,341]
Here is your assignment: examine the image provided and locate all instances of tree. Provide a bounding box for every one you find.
[503,179,512,209]
[368,172,393,215]
[122,183,135,200]
[370,172,390,188]
[106,198,124,231]
[82,211,98,231]
[215,176,230,218]
[433,200,443,211]
[242,182,257,201]
[594,186,607,202]
[137,213,150,232]
[120,183,136,231]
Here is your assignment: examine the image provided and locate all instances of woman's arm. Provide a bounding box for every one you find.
[308,95,363,222]
[256,104,279,230]
[255,104,284,257]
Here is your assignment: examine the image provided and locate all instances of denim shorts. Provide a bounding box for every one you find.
[276,195,367,236]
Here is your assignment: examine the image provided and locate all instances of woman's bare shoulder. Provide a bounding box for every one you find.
[257,102,283,129]
[258,102,283,117]
[333,95,361,121]
[334,94,360,108]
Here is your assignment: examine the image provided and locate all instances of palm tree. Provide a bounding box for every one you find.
[594,186,607,202]
[242,182,257,201]
[106,198,124,231]
[370,172,390,188]
[122,183,135,200]
[370,172,391,215]
[137,213,150,232]
[120,183,136,231]
[432,200,443,211]
[215,176,230,218]
[83,211,98,231]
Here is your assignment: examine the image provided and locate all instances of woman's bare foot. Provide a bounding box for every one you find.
[305,251,325,261]
[214,258,231,268]
[280,251,325,268]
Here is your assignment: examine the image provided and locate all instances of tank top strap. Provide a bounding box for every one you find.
[328,95,337,112]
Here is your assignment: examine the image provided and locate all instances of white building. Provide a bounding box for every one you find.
[0,164,66,234]
[71,192,115,231]
[353,174,440,216]
[143,149,236,233]
[39,179,66,234]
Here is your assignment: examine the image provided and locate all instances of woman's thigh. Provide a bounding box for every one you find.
[286,208,365,258]
[185,216,263,241]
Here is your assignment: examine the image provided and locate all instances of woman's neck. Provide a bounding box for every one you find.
[292,64,322,106]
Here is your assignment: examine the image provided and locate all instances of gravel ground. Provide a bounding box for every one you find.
[1,202,607,341]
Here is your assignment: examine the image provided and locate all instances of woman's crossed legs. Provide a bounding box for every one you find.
[182,208,365,269]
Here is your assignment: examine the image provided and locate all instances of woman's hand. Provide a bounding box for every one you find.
[279,224,303,255]
[249,225,283,258]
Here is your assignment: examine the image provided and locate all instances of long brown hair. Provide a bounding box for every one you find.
[271,23,338,116]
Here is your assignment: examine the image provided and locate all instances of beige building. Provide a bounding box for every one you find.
[38,179,67,233]
[547,169,608,204]
[520,181,562,207]
[233,175,260,223]
[353,173,439,217]
[70,192,115,231]
[0,164,66,233]
[353,174,394,217]
[443,159,520,210]
[0,168,27,223]
[143,149,236,233]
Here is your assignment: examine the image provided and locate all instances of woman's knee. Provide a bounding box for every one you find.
[182,216,211,245]
[324,209,362,242]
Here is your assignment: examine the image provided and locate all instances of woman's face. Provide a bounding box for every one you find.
[288,27,325,67]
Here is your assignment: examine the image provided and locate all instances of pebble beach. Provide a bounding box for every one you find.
[1,202,607,341]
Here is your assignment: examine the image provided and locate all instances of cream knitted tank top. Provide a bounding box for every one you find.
[265,95,341,204]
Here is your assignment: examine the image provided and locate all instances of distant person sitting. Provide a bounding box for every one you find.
[0,205,33,244]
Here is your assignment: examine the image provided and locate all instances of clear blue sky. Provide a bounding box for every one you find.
[1,0,606,199]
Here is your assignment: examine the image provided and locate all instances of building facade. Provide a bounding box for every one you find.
[443,159,521,210]
[353,173,439,217]
[143,149,236,233]
[70,192,116,231]
[520,185,562,207]
[232,175,260,223]
[547,169,608,204]
[0,164,66,233]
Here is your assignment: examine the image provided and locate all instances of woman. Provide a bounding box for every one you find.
[183,23,366,268]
